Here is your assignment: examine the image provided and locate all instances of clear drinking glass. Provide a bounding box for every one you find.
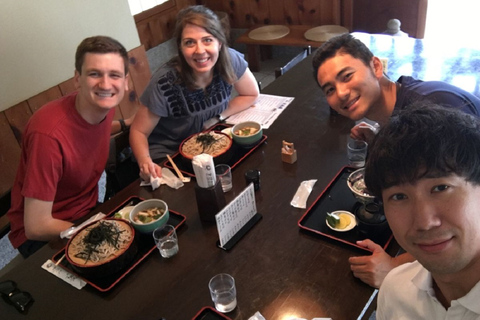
[152,224,178,258]
[347,140,368,168]
[215,164,233,192]
[208,273,237,313]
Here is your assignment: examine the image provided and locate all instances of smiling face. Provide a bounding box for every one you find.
[316,53,383,121]
[382,175,480,277]
[180,23,221,77]
[74,52,128,115]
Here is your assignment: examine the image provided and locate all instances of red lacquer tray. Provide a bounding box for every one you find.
[192,306,233,320]
[163,123,267,177]
[51,196,186,292]
[298,166,393,252]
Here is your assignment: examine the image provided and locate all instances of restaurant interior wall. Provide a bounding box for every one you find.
[134,0,195,51]
[132,0,432,61]
[0,0,140,112]
[198,0,343,28]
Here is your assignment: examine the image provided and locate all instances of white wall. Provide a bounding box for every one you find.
[0,0,141,111]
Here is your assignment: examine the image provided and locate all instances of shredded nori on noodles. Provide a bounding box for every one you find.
[195,133,224,153]
[74,221,125,264]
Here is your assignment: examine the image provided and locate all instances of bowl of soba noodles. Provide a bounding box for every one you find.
[66,218,138,277]
[231,121,263,147]
[179,130,232,163]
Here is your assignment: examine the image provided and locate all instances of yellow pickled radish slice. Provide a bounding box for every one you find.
[337,213,351,229]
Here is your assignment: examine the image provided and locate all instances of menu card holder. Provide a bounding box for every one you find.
[195,180,226,222]
[215,183,262,251]
[216,213,262,251]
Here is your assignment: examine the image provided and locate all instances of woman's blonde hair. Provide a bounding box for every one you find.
[171,5,236,89]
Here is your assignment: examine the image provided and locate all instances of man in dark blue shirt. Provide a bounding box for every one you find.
[312,34,480,143]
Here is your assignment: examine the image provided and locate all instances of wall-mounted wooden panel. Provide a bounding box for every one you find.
[199,0,343,28]
[4,101,32,145]
[136,8,178,50]
[58,78,77,96]
[0,112,21,197]
[135,0,428,51]
[135,0,195,51]
[27,87,63,114]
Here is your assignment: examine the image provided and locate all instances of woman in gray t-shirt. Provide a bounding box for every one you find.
[130,5,259,181]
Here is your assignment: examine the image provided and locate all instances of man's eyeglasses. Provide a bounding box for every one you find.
[0,280,34,313]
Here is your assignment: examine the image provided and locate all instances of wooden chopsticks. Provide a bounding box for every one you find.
[166,155,190,182]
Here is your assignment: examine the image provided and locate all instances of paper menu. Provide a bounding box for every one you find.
[226,94,294,129]
[215,183,257,247]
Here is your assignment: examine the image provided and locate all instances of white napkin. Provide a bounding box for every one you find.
[192,154,216,188]
[290,179,317,209]
[248,312,266,320]
[140,167,184,190]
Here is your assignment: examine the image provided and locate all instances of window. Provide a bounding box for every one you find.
[128,0,169,15]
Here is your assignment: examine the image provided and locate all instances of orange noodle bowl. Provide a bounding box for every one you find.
[179,131,232,160]
[66,218,137,277]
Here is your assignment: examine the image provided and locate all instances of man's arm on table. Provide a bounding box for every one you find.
[23,197,74,241]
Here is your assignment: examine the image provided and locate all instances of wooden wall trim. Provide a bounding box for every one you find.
[416,0,428,39]
[133,0,428,51]
[0,112,21,197]
[134,0,177,24]
[341,0,353,31]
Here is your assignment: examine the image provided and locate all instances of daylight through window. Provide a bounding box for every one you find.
[128,0,168,15]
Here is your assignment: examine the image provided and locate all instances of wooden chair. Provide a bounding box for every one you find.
[0,191,11,238]
[275,46,312,78]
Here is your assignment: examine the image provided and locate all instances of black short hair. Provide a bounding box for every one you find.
[312,33,373,83]
[365,103,480,199]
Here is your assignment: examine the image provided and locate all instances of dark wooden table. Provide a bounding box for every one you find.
[0,55,380,319]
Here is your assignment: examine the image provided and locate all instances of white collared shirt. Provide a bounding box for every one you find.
[377,261,480,319]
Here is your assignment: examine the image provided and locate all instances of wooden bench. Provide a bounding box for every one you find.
[235,25,326,72]
[0,45,152,236]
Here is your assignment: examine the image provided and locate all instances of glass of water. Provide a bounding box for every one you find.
[215,164,233,192]
[152,224,178,258]
[208,273,237,313]
[347,140,368,168]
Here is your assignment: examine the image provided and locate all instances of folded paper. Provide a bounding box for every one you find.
[290,179,317,209]
[192,154,216,188]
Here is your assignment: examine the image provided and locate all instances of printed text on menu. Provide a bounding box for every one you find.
[215,183,257,247]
